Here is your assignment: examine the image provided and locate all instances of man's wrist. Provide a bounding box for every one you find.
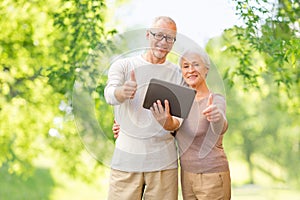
[114,87,125,103]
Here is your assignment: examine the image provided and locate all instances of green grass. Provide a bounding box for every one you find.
[0,166,54,200]
[233,185,300,200]
[0,164,109,200]
[48,169,109,200]
[1,162,300,200]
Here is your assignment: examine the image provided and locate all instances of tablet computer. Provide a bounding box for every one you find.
[142,78,196,118]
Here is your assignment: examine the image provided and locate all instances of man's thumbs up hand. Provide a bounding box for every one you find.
[130,69,136,82]
[124,70,137,99]
[115,70,137,102]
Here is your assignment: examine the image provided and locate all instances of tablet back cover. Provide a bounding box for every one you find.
[143,78,196,118]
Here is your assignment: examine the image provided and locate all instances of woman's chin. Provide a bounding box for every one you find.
[186,82,197,88]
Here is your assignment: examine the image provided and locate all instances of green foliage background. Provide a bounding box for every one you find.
[0,0,118,182]
[206,0,300,187]
[0,0,299,199]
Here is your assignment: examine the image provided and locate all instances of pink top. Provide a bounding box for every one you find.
[176,94,229,173]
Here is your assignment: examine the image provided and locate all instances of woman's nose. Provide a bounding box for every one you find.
[187,65,195,72]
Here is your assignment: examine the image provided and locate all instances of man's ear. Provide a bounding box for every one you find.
[146,30,150,40]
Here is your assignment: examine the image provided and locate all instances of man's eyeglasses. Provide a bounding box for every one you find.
[149,31,176,43]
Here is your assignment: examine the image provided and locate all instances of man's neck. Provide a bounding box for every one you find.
[142,51,166,64]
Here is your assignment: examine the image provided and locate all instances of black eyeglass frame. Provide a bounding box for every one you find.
[149,31,176,43]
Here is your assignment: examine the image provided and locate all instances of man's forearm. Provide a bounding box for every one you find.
[104,86,122,105]
[114,87,126,103]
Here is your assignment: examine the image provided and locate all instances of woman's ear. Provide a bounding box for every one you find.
[205,68,209,78]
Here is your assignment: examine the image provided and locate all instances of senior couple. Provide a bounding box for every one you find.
[104,16,231,200]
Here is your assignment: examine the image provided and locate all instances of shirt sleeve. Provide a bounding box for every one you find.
[104,59,127,105]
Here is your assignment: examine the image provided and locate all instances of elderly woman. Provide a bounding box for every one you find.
[150,48,231,200]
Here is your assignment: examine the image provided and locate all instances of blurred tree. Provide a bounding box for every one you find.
[0,0,64,176]
[206,0,300,187]
[0,0,122,183]
[226,0,300,101]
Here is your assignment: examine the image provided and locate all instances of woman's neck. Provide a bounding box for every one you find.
[194,84,210,101]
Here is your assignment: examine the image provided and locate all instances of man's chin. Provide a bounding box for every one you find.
[154,51,168,59]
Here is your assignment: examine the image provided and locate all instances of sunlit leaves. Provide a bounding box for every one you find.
[206,0,300,187]
[229,0,300,91]
[48,0,116,94]
[0,0,117,182]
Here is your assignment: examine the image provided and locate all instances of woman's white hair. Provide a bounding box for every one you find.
[179,47,211,69]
